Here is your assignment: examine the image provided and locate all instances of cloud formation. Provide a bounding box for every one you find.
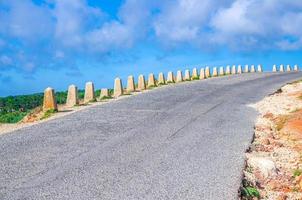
[0,0,301,73]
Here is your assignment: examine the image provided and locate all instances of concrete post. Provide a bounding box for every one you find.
[127,75,135,93]
[199,68,205,79]
[148,73,156,87]
[244,65,249,73]
[205,67,211,78]
[272,65,277,72]
[225,65,231,75]
[279,64,284,72]
[212,67,218,77]
[100,88,110,98]
[84,82,95,103]
[43,87,57,111]
[286,65,291,72]
[250,65,255,73]
[294,65,299,71]
[231,65,236,75]
[158,72,166,85]
[167,71,174,83]
[114,77,123,97]
[257,65,263,72]
[237,65,242,74]
[66,84,79,107]
[192,68,198,79]
[138,75,146,90]
[219,67,224,76]
[176,70,183,83]
[185,69,191,81]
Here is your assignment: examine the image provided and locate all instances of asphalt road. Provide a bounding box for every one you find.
[1,72,302,200]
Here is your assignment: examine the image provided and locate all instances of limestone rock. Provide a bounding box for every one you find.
[231,65,236,75]
[199,68,205,79]
[273,65,277,72]
[212,67,218,77]
[158,72,166,85]
[257,64,263,72]
[250,65,256,73]
[294,65,299,71]
[127,75,135,93]
[138,74,146,90]
[167,71,174,83]
[114,77,123,97]
[100,88,110,98]
[225,65,231,75]
[237,65,242,74]
[148,73,156,87]
[43,87,57,111]
[286,65,291,72]
[219,66,224,76]
[247,156,277,179]
[244,65,249,73]
[279,64,284,72]
[205,66,211,78]
[84,82,95,103]
[184,70,191,81]
[66,85,78,107]
[176,70,183,82]
[192,68,198,79]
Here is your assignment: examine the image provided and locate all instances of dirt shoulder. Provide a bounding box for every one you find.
[241,81,302,199]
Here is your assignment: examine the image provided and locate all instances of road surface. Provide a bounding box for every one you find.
[1,72,301,200]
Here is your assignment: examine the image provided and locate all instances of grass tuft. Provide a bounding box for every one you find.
[40,109,57,120]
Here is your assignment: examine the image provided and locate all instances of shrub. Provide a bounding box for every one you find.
[0,111,27,123]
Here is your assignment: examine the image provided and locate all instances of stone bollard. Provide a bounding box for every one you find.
[212,67,218,77]
[279,64,284,72]
[148,73,156,87]
[250,65,255,73]
[84,82,95,103]
[66,84,79,107]
[167,71,174,83]
[192,68,198,79]
[43,87,57,111]
[176,70,183,82]
[158,72,166,85]
[244,65,249,73]
[205,66,211,78]
[114,77,123,97]
[127,75,135,93]
[185,69,191,81]
[237,65,242,74]
[225,65,231,75]
[257,65,263,72]
[231,65,236,75]
[272,65,277,72]
[138,74,146,90]
[199,68,205,79]
[294,65,299,71]
[286,65,291,72]
[100,88,110,98]
[219,66,224,76]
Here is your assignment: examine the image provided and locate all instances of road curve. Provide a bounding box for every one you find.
[1,72,302,200]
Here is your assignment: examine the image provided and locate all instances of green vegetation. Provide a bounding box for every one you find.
[100,96,113,100]
[40,109,57,120]
[192,77,199,80]
[0,111,28,123]
[293,169,302,177]
[241,186,260,199]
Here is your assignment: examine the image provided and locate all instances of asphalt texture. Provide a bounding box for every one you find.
[1,72,302,200]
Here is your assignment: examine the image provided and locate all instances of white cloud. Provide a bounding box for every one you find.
[0,55,12,66]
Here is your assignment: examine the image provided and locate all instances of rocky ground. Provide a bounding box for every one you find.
[241,80,302,200]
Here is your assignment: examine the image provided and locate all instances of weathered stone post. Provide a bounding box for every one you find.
[127,75,135,93]
[84,82,95,103]
[286,65,291,72]
[167,71,174,83]
[199,68,205,79]
[225,65,231,75]
[148,73,156,87]
[294,65,299,71]
[272,65,277,72]
[219,67,224,76]
[100,88,110,98]
[212,67,218,77]
[257,65,262,72]
[279,64,284,72]
[43,87,57,111]
[158,72,166,85]
[176,70,183,82]
[250,65,255,73]
[185,69,191,81]
[205,67,211,78]
[192,68,198,79]
[138,74,146,90]
[66,84,78,107]
[244,65,249,73]
[237,65,242,74]
[114,77,123,97]
[231,65,236,75]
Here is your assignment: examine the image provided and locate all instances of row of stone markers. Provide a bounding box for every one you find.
[42,63,299,112]
[272,64,299,72]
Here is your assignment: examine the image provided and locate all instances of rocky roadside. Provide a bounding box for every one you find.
[241,80,302,200]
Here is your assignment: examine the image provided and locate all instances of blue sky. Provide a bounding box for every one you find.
[0,0,302,97]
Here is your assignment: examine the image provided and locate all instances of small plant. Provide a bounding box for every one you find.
[147,85,157,89]
[241,186,260,199]
[0,111,28,123]
[275,115,288,131]
[191,77,199,80]
[293,169,302,177]
[167,81,174,84]
[100,96,113,100]
[40,109,57,120]
[158,83,167,86]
